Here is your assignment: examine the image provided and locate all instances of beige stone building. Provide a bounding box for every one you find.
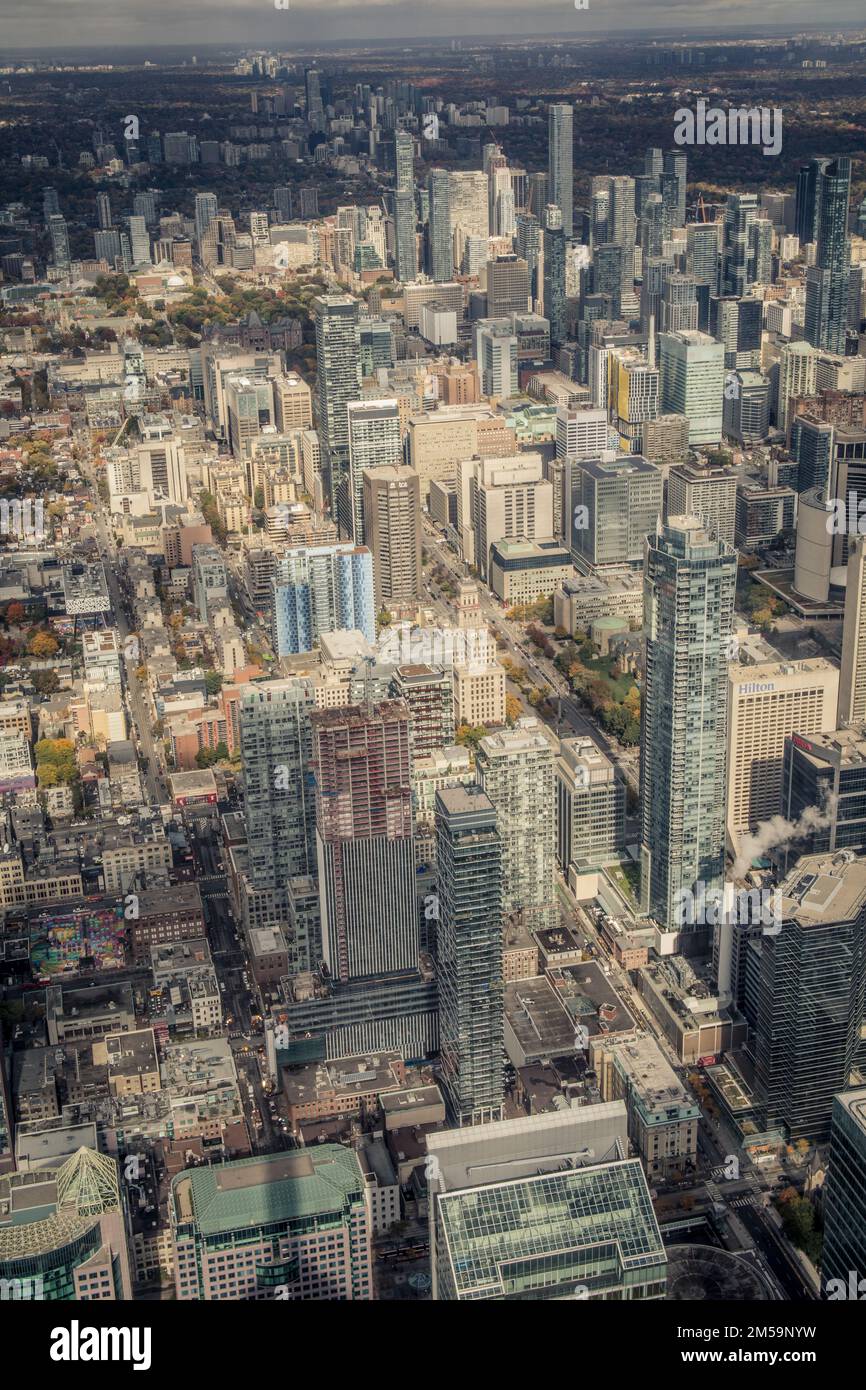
[453,660,506,729]
[727,658,839,850]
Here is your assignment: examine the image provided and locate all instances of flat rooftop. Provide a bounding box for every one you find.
[778,852,866,927]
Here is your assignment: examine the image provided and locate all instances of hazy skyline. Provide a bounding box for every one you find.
[3,0,866,51]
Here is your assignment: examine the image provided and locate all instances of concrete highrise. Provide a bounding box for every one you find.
[667,459,737,548]
[347,399,403,545]
[363,465,422,610]
[640,517,736,938]
[475,718,557,931]
[271,544,375,655]
[777,341,817,432]
[486,254,530,318]
[556,737,626,872]
[312,701,418,984]
[726,660,839,853]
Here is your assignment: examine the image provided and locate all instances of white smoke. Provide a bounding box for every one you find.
[732,793,838,881]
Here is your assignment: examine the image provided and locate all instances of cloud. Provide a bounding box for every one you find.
[4,0,866,48]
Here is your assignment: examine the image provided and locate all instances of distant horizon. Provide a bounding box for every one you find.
[2,0,865,54]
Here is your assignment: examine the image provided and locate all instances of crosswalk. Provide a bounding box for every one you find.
[730,1194,758,1209]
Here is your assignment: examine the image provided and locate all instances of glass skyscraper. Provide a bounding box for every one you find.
[427,168,452,282]
[640,517,736,937]
[821,1087,866,1298]
[547,104,574,239]
[239,677,319,965]
[805,157,852,355]
[313,294,361,532]
[754,854,866,1142]
[393,131,417,284]
[435,785,504,1125]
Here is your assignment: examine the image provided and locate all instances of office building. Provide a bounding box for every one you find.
[171,1148,373,1300]
[781,726,866,864]
[723,370,770,445]
[607,348,660,453]
[659,330,725,445]
[667,460,738,548]
[569,455,663,572]
[0,1148,132,1299]
[640,518,736,936]
[312,702,418,984]
[224,374,274,460]
[475,321,518,401]
[754,852,866,1142]
[726,660,839,851]
[475,719,557,931]
[347,399,403,545]
[363,465,422,610]
[838,535,866,725]
[556,736,626,871]
[556,406,609,463]
[486,254,530,318]
[128,215,151,266]
[457,452,553,577]
[407,406,516,502]
[821,1087,866,1299]
[273,373,313,433]
[488,538,572,606]
[426,1105,666,1301]
[642,414,690,471]
[271,544,375,656]
[435,785,504,1125]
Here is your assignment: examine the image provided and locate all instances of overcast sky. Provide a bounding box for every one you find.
[3,0,865,51]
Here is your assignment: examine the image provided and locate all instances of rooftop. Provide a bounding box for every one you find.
[172,1145,364,1235]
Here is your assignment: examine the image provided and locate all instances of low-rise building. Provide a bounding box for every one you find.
[591,1033,700,1179]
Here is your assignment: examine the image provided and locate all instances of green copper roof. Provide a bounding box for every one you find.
[174,1146,363,1236]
